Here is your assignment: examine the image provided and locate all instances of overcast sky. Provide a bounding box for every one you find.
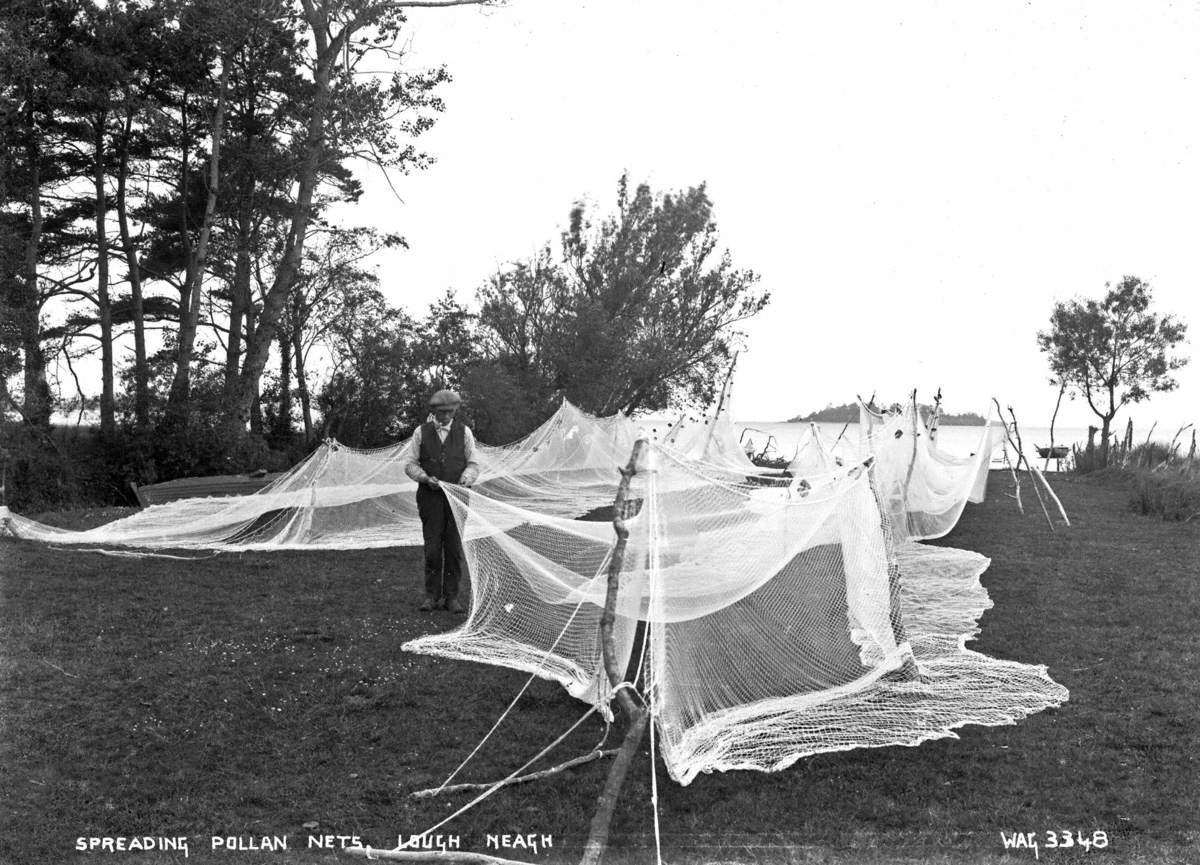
[350,0,1198,431]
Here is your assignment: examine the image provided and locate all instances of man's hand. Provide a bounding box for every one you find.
[424,476,441,489]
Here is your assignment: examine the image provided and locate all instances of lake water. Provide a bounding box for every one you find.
[732,420,1094,467]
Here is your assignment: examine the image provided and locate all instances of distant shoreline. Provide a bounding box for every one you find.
[784,402,987,425]
[781,417,988,426]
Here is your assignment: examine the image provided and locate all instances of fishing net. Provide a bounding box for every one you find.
[0,401,637,550]
[857,401,997,542]
[1,392,1065,785]
[406,441,1065,784]
[654,378,760,472]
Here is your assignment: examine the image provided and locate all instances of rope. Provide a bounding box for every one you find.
[647,625,664,865]
[402,703,602,849]
[54,546,224,561]
[432,590,595,794]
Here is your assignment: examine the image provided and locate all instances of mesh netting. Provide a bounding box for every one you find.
[407,440,1065,785]
[1,392,1066,785]
[654,379,761,473]
[0,401,636,550]
[857,401,998,542]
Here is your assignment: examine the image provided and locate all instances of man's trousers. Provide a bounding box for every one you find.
[415,484,465,602]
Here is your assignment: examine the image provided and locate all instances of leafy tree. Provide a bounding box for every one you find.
[0,0,83,427]
[476,174,769,424]
[226,0,495,436]
[412,291,477,390]
[48,0,169,436]
[1037,276,1188,466]
[315,288,422,446]
[280,227,403,442]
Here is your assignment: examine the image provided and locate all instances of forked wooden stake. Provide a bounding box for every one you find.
[993,398,1025,514]
[1044,381,1066,471]
[362,441,653,865]
[992,398,1070,529]
[581,438,651,865]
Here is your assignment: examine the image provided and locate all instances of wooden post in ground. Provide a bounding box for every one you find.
[902,389,920,515]
[359,439,655,865]
[580,438,650,865]
[927,387,943,443]
[1045,382,1066,471]
[993,398,1070,528]
[700,354,738,460]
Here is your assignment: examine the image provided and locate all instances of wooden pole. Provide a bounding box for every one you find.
[927,387,943,443]
[902,390,920,513]
[993,398,1024,515]
[409,749,619,799]
[580,438,651,865]
[701,354,738,459]
[993,399,1070,529]
[580,711,651,865]
[1045,381,1066,471]
[1006,404,1055,528]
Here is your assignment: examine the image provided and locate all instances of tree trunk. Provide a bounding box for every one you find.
[244,289,263,436]
[165,62,230,428]
[292,293,314,443]
[117,102,149,431]
[1100,416,1112,468]
[20,107,51,427]
[93,115,116,436]
[226,2,343,434]
[272,309,292,446]
[250,379,264,436]
[225,225,252,393]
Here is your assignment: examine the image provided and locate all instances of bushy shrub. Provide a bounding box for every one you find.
[1,420,300,512]
[1129,468,1200,521]
[1,425,80,511]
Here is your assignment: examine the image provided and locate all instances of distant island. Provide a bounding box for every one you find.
[788,402,988,425]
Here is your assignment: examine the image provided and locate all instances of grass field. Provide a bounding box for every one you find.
[1,471,1198,865]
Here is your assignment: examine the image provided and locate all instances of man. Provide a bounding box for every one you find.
[403,389,480,614]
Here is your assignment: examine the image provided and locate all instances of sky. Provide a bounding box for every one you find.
[347,0,1200,432]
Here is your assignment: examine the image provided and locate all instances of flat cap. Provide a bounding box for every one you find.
[429,389,462,408]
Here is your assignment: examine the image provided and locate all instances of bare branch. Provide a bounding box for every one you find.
[410,749,619,799]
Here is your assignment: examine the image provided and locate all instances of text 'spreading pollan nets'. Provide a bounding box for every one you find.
[1,395,1066,785]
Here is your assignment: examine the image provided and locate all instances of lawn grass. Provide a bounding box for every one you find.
[2,471,1198,864]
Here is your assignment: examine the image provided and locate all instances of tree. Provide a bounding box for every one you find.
[476,174,769,424]
[315,287,421,446]
[225,0,494,436]
[51,0,160,436]
[1037,276,1188,466]
[0,0,81,427]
